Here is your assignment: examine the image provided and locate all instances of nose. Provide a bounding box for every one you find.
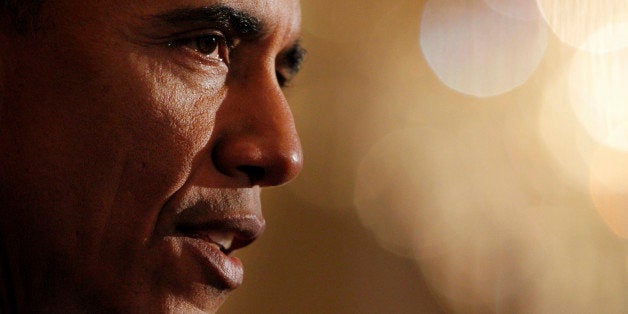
[211,69,303,187]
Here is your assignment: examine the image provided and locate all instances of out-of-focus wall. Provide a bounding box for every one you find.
[222,0,628,313]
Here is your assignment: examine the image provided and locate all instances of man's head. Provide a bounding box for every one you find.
[0,0,302,312]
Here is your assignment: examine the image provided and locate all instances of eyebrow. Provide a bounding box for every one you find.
[150,4,305,84]
[150,5,265,39]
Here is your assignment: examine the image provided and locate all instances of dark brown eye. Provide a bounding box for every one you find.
[184,34,229,63]
[168,32,232,65]
[195,35,220,56]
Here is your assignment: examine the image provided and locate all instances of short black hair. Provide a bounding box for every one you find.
[1,0,43,33]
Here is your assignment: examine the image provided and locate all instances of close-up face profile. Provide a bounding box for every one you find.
[4,0,628,313]
[0,0,303,312]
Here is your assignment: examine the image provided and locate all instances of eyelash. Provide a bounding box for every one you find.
[276,71,288,87]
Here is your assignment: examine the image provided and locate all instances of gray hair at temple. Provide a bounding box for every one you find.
[1,0,43,33]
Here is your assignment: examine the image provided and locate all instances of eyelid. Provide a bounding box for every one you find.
[167,30,227,48]
[166,28,238,49]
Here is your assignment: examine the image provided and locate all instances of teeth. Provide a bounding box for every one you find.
[206,232,234,251]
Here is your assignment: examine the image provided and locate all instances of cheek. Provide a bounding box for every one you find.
[97,55,225,234]
[78,54,227,283]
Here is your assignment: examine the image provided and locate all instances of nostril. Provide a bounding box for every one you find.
[237,165,266,185]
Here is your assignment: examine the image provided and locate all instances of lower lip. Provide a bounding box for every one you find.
[179,237,244,290]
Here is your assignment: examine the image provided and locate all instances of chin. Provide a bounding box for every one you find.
[153,282,231,314]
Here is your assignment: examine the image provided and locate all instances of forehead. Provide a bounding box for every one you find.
[136,0,301,27]
[47,0,301,41]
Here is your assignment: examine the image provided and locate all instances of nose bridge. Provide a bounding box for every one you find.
[211,61,303,187]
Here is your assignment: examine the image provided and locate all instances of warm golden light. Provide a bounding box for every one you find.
[300,0,396,43]
[222,1,628,313]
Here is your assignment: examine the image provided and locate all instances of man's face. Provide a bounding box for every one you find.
[0,0,302,312]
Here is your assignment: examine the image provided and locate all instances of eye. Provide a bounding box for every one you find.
[191,35,225,59]
[170,33,231,64]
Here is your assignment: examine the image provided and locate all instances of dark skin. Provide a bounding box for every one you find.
[0,0,303,312]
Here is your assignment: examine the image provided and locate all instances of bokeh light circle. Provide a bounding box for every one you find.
[537,0,628,53]
[420,0,548,97]
[579,22,628,53]
[354,128,453,259]
[354,125,548,309]
[568,47,628,152]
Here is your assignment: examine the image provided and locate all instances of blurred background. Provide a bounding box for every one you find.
[222,0,628,313]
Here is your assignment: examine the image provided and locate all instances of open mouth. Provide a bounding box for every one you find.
[181,229,236,255]
[165,210,266,290]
